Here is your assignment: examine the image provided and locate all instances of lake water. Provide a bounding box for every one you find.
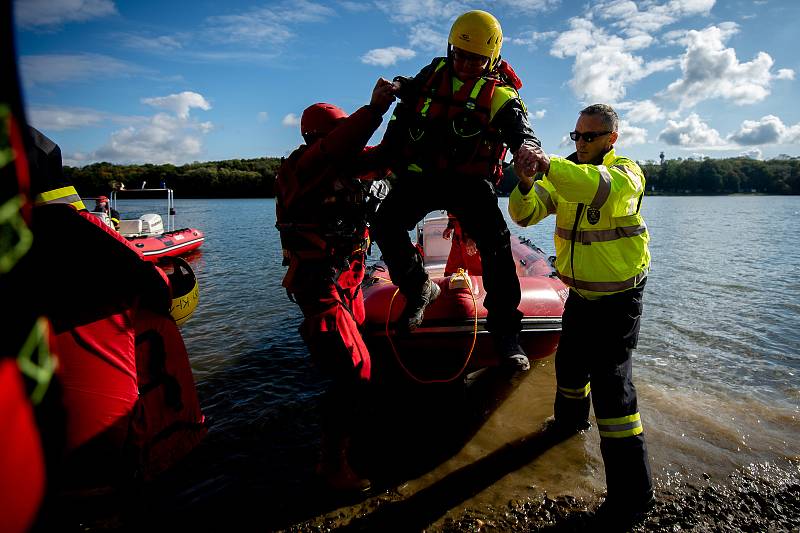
[103,195,800,531]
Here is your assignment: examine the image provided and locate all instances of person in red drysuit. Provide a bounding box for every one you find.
[443,212,483,276]
[275,78,395,492]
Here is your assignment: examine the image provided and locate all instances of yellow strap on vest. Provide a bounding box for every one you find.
[420,59,448,118]
[17,317,56,405]
[0,195,33,274]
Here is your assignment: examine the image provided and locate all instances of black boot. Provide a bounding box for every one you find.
[592,490,655,530]
[316,435,371,493]
[399,278,441,332]
[492,333,530,371]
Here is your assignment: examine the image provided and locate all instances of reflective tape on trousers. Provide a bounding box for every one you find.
[597,412,643,438]
[558,382,591,399]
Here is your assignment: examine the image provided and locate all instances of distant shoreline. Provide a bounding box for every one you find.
[63,155,800,198]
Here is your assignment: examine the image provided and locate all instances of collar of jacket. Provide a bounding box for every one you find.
[566,147,616,166]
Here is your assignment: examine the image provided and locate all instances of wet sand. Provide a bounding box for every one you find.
[44,353,799,532]
[280,357,800,532]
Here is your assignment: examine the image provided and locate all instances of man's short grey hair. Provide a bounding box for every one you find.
[580,104,618,132]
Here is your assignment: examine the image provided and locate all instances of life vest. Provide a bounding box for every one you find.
[401,57,519,183]
[275,147,371,270]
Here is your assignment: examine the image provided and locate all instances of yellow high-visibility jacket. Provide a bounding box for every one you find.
[509,148,649,299]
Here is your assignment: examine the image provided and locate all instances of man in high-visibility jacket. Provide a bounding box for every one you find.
[370,10,541,371]
[509,104,654,526]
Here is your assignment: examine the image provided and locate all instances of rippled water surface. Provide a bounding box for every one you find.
[107,195,799,530]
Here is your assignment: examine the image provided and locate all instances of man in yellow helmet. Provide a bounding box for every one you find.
[370,10,542,371]
[509,104,654,527]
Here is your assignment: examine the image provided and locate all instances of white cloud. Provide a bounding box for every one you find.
[80,93,213,164]
[658,113,724,147]
[120,33,184,52]
[497,0,560,12]
[617,100,664,124]
[55,91,214,165]
[361,47,417,67]
[595,0,715,34]
[508,31,558,48]
[374,0,465,24]
[662,23,794,108]
[206,0,335,45]
[15,0,116,28]
[257,111,269,123]
[728,115,800,146]
[617,120,648,146]
[282,113,300,127]
[550,17,677,102]
[19,53,140,86]
[142,92,211,119]
[28,105,123,131]
[529,109,546,120]
[740,148,762,160]
[339,1,370,11]
[91,114,205,164]
[409,25,447,52]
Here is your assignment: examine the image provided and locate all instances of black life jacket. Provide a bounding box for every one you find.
[275,146,371,267]
[402,57,516,183]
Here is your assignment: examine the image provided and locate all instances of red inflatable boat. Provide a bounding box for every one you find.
[362,213,568,381]
[126,226,205,261]
[105,188,205,262]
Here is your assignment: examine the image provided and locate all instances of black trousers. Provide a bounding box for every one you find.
[371,173,522,335]
[554,280,653,502]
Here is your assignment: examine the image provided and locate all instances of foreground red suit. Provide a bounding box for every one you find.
[275,98,392,491]
[33,204,207,483]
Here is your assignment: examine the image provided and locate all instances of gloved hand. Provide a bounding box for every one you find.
[369,77,397,116]
[514,142,550,192]
[463,237,478,256]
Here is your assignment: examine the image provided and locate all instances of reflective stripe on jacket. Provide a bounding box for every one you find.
[34,185,86,211]
[509,148,649,299]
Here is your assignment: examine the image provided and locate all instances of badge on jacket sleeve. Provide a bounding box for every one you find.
[587,206,600,225]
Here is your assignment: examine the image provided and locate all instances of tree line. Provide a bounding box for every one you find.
[64,157,282,198]
[640,156,800,194]
[65,155,800,198]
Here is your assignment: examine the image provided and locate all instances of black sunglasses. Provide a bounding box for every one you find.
[570,130,612,142]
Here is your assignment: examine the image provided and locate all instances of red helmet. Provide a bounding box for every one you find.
[96,195,109,204]
[300,103,348,140]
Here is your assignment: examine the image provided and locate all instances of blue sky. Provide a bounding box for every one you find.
[13,0,800,166]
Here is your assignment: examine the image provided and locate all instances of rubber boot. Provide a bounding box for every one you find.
[492,332,530,371]
[398,278,441,333]
[316,436,371,493]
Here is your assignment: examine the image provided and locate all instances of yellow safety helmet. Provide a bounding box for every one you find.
[448,10,503,70]
[164,256,199,326]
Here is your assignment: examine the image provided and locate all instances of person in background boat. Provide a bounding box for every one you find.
[94,195,120,231]
[369,10,540,372]
[274,78,396,492]
[443,213,482,276]
[509,103,654,528]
